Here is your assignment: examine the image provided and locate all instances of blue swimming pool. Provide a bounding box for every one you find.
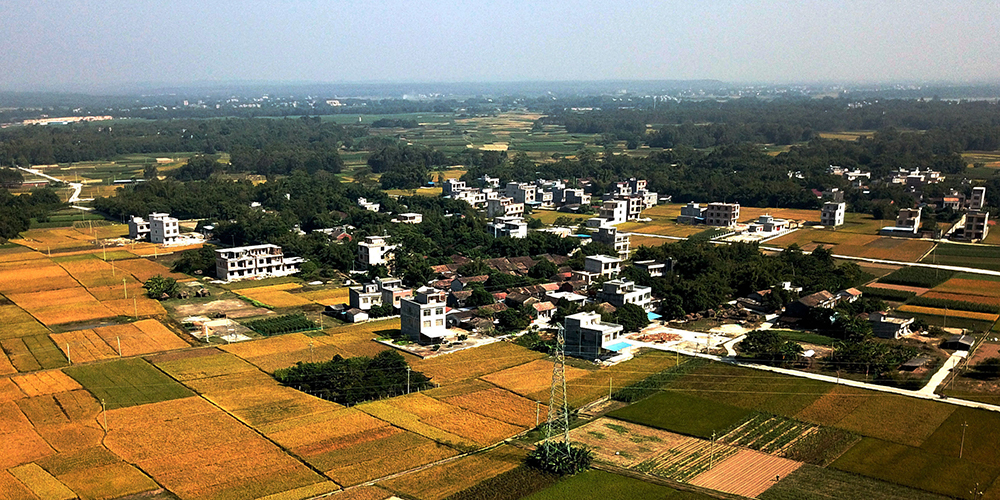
[604,341,631,352]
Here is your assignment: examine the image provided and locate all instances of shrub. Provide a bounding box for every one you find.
[244,313,318,336]
[526,442,593,475]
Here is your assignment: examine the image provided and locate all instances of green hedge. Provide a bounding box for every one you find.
[245,313,319,336]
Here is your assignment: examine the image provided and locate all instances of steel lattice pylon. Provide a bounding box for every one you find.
[544,324,572,456]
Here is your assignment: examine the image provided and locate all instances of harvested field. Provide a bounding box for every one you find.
[36,446,158,500]
[922,291,1000,307]
[1,335,68,372]
[324,431,459,487]
[865,282,930,295]
[568,418,691,468]
[322,318,402,357]
[897,304,999,322]
[689,449,802,498]
[173,298,272,319]
[480,358,589,397]
[64,357,193,410]
[381,445,526,500]
[934,276,1000,298]
[104,396,329,500]
[0,303,50,339]
[410,341,546,384]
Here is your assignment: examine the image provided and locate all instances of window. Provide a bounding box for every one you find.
[423,320,431,328]
[436,308,444,315]
[423,310,430,316]
[435,319,443,326]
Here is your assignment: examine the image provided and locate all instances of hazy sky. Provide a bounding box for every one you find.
[2,0,998,92]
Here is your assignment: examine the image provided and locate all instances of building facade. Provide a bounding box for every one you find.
[592,225,630,258]
[597,279,653,311]
[705,202,740,227]
[564,312,624,359]
[400,287,449,344]
[214,244,304,281]
[358,236,397,269]
[821,202,846,227]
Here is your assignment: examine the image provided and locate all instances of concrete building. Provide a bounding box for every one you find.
[592,225,630,258]
[128,212,179,244]
[505,182,537,205]
[561,188,591,206]
[633,260,668,277]
[479,174,500,188]
[349,282,382,310]
[677,202,706,224]
[378,277,412,309]
[584,255,622,280]
[358,236,396,269]
[747,214,788,233]
[357,197,380,212]
[821,202,846,227]
[597,279,653,311]
[705,202,740,227]
[215,244,304,281]
[453,190,487,207]
[396,213,423,224]
[598,200,628,225]
[564,312,624,359]
[400,287,449,344]
[486,197,524,218]
[964,211,990,241]
[442,179,466,195]
[488,216,528,239]
[896,208,922,233]
[971,186,987,211]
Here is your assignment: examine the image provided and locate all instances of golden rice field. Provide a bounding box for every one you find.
[0,335,67,373]
[322,430,458,487]
[0,352,14,376]
[0,401,55,470]
[738,207,820,223]
[934,277,1000,298]
[529,350,680,407]
[480,358,590,397]
[11,228,97,252]
[12,371,82,397]
[923,291,1000,307]
[128,241,204,258]
[7,463,76,500]
[439,387,543,428]
[296,287,351,304]
[0,246,48,263]
[113,257,189,281]
[362,392,523,448]
[58,257,143,289]
[237,283,313,308]
[0,262,80,294]
[381,445,526,500]
[150,349,260,381]
[220,332,348,373]
[897,305,1000,322]
[7,287,116,326]
[104,396,331,500]
[50,320,187,363]
[321,317,405,358]
[618,222,705,238]
[409,341,546,384]
[36,446,159,500]
[630,234,675,249]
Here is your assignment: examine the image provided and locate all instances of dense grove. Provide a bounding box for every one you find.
[273,350,431,404]
[0,187,64,240]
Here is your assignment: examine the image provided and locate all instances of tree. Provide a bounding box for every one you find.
[613,303,650,332]
[143,275,179,299]
[142,164,159,180]
[735,329,803,366]
[466,284,495,307]
[496,308,531,333]
[528,259,558,279]
[171,245,217,276]
[526,442,593,475]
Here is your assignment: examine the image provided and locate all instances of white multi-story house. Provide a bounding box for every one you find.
[358,197,380,212]
[215,244,304,281]
[358,236,396,269]
[488,216,528,239]
[453,190,487,207]
[633,260,667,277]
[487,197,524,218]
[400,287,449,344]
[963,211,990,241]
[505,182,537,205]
[564,312,624,359]
[597,279,653,311]
[396,213,422,224]
[705,202,740,227]
[598,200,628,225]
[821,202,846,227]
[592,225,630,258]
[349,276,412,310]
[128,212,180,244]
[442,179,467,195]
[970,187,987,211]
[896,208,922,233]
[582,255,621,281]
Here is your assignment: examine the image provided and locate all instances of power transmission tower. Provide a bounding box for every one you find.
[544,324,572,457]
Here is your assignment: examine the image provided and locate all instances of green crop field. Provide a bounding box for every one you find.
[64,357,193,409]
[607,391,753,439]
[922,243,1000,272]
[524,469,714,500]
[773,329,838,346]
[759,464,952,500]
[831,437,1000,499]
[670,362,832,416]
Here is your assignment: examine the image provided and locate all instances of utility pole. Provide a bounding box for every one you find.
[66,344,71,364]
[133,298,138,319]
[710,431,717,469]
[117,336,121,357]
[535,401,541,427]
[960,420,969,459]
[608,375,613,401]
[309,340,314,363]
[122,278,127,299]
[406,366,412,394]
[101,398,107,432]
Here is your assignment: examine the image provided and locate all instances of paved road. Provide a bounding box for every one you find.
[17,166,86,205]
[918,351,967,396]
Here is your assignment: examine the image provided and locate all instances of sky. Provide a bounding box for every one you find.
[1,0,998,92]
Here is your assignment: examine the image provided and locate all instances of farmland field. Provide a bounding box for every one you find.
[220,331,348,373]
[758,464,953,500]
[104,396,331,500]
[608,391,754,439]
[410,340,546,384]
[922,243,1000,272]
[524,469,714,500]
[766,230,932,261]
[480,358,590,397]
[64,357,193,409]
[236,282,313,308]
[439,387,544,427]
[36,446,159,500]
[2,334,68,372]
[381,445,526,500]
